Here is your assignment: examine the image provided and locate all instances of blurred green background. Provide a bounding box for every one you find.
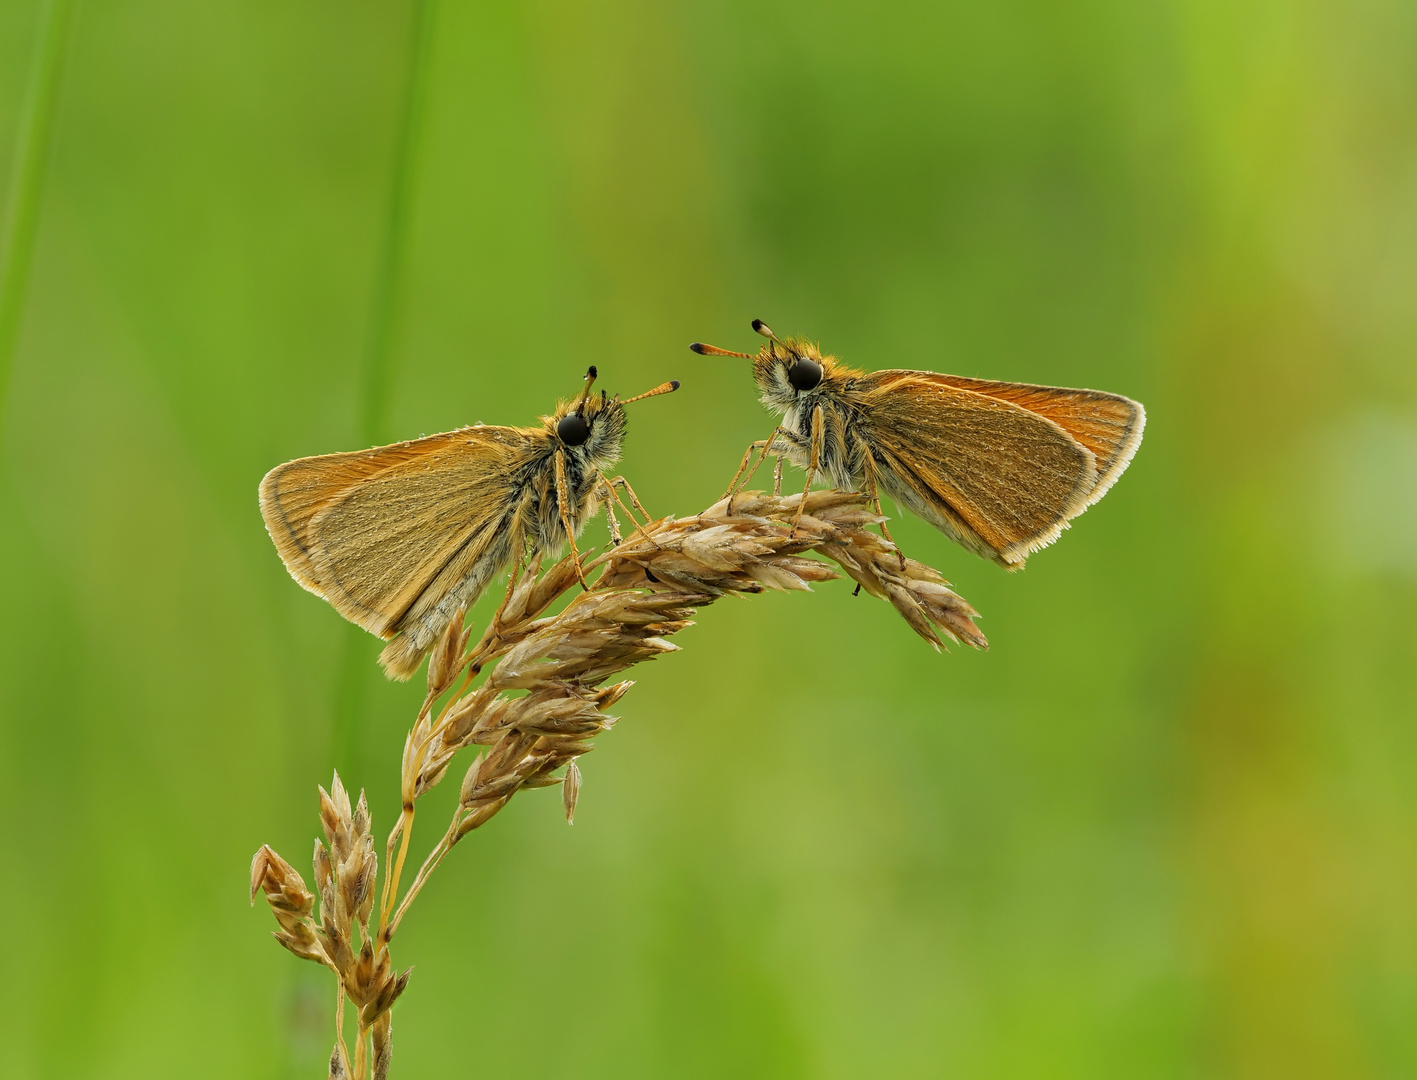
[3,0,1415,1076]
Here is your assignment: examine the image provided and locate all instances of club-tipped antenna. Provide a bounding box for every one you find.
[574,366,598,411]
[750,318,781,342]
[689,342,755,359]
[749,318,789,359]
[621,379,681,405]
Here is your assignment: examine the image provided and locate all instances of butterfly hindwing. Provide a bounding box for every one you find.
[855,371,1101,566]
[926,375,1145,505]
[259,426,534,636]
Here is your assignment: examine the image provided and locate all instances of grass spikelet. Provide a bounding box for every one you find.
[249,489,983,1074]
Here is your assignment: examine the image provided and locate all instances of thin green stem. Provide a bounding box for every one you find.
[334,982,350,1075]
[333,0,439,771]
[0,0,77,434]
[377,803,414,944]
[388,810,460,939]
[358,0,437,447]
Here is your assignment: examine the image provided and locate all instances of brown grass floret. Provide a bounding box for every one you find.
[250,490,984,1077]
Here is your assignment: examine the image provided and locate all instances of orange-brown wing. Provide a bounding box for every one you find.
[258,426,534,637]
[925,374,1144,505]
[854,371,1100,567]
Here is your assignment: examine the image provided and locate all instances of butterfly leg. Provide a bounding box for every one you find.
[599,480,624,545]
[861,445,906,568]
[599,474,662,551]
[721,427,789,506]
[486,497,536,630]
[878,516,905,569]
[607,474,652,524]
[721,439,766,504]
[773,454,784,496]
[554,449,591,591]
[492,542,527,626]
[789,406,824,534]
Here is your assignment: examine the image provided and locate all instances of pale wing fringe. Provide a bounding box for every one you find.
[258,427,529,654]
[1081,399,1145,508]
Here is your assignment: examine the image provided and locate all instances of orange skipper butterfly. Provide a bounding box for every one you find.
[692,321,1142,569]
[260,368,678,679]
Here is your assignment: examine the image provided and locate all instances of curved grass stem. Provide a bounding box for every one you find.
[0,0,77,432]
[332,0,439,773]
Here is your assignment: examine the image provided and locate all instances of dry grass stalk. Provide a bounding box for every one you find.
[250,488,984,1076]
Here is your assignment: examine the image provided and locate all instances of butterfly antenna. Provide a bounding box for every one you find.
[689,342,754,359]
[750,318,782,342]
[574,366,598,412]
[620,379,681,405]
[751,318,789,360]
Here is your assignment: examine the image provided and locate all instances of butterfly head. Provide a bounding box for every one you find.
[689,320,841,415]
[752,337,837,414]
[548,366,679,470]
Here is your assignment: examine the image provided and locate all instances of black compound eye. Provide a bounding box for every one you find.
[787,356,823,391]
[557,413,590,446]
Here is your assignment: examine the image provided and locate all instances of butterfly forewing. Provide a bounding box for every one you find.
[858,371,1100,566]
[260,426,532,637]
[259,440,449,596]
[927,375,1145,504]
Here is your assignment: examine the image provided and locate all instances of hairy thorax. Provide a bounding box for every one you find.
[520,396,627,553]
[517,443,598,554]
[753,340,876,494]
[778,390,869,492]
